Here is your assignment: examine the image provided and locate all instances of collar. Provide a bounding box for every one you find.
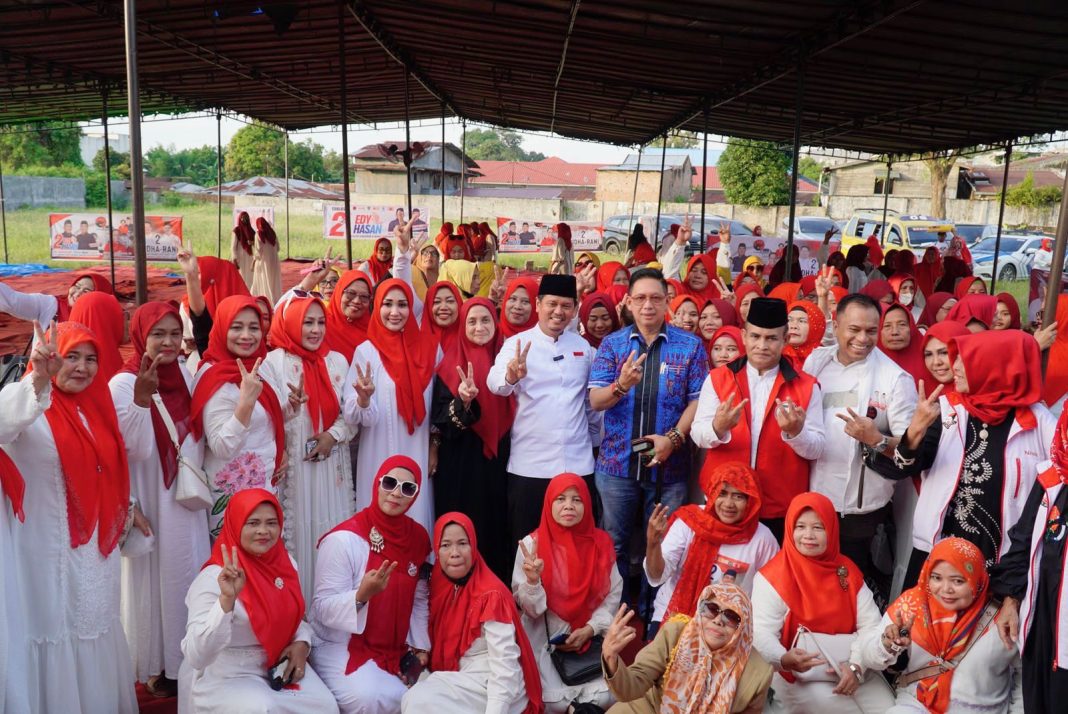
[728,356,799,381]
[832,349,871,368]
[533,323,565,344]
[746,361,779,381]
[628,323,668,347]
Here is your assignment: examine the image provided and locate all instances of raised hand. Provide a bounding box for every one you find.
[353,362,375,408]
[456,362,479,405]
[836,407,882,447]
[646,503,670,548]
[718,221,732,244]
[575,262,597,294]
[176,239,198,276]
[815,264,833,299]
[774,397,806,438]
[410,230,429,257]
[712,276,733,302]
[237,358,264,403]
[395,217,416,253]
[909,380,945,435]
[518,538,544,585]
[505,340,531,385]
[488,265,506,303]
[601,605,638,673]
[133,352,164,408]
[824,226,839,242]
[617,350,648,390]
[882,610,914,654]
[29,320,62,388]
[287,373,308,410]
[675,214,693,246]
[356,560,398,602]
[712,392,748,438]
[218,545,247,610]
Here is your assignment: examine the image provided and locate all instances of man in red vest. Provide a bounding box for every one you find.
[691,297,826,542]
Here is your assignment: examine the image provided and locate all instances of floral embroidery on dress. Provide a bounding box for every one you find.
[214,452,267,495]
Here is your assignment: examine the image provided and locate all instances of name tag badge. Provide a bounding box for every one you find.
[552,354,564,362]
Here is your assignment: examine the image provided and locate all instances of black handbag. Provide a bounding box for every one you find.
[0,337,31,390]
[545,615,604,686]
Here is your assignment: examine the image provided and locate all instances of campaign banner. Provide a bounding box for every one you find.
[49,213,183,262]
[496,218,604,253]
[720,236,831,278]
[1028,267,1068,325]
[233,206,275,229]
[323,205,430,241]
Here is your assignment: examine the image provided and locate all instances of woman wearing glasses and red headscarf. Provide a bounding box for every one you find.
[0,270,113,334]
[311,456,431,714]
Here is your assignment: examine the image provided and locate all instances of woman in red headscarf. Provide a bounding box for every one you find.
[915,247,943,297]
[888,272,924,320]
[499,277,540,339]
[443,234,474,262]
[344,278,437,535]
[250,217,282,303]
[645,462,778,625]
[176,241,253,364]
[421,281,463,354]
[863,538,1015,714]
[431,298,516,580]
[2,321,138,712]
[859,278,895,308]
[549,223,574,275]
[231,210,256,285]
[596,261,629,293]
[668,294,701,334]
[992,292,1022,330]
[264,295,354,607]
[945,294,998,331]
[920,321,970,395]
[916,291,957,329]
[680,253,722,303]
[865,330,1054,587]
[310,456,431,713]
[878,303,926,385]
[69,290,126,381]
[324,270,373,362]
[734,282,765,323]
[578,292,620,348]
[362,238,394,286]
[753,493,894,713]
[709,325,746,369]
[511,474,619,712]
[0,270,113,332]
[190,295,287,537]
[404,512,543,713]
[182,489,336,711]
[110,302,210,696]
[698,297,740,344]
[954,276,988,299]
[1042,294,1068,409]
[785,300,826,370]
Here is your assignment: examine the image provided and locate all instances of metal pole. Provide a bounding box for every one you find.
[784,60,805,283]
[404,70,412,219]
[459,119,466,224]
[654,134,667,251]
[216,112,222,257]
[102,85,116,287]
[700,101,709,254]
[879,158,892,247]
[1041,167,1068,376]
[284,131,290,260]
[440,103,446,222]
[123,0,148,304]
[990,141,1012,292]
[0,147,7,264]
[338,0,353,269]
[628,145,644,234]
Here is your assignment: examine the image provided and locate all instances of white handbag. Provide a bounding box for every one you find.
[153,393,212,511]
[789,625,857,683]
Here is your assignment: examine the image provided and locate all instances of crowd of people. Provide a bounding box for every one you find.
[0,213,1067,714]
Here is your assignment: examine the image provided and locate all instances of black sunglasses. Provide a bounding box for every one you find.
[701,600,742,629]
[380,475,419,498]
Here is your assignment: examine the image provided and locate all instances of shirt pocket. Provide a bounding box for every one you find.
[661,363,688,398]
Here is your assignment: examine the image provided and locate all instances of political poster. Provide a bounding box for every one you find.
[323,205,430,241]
[1028,267,1068,325]
[232,206,275,230]
[495,218,604,253]
[720,236,831,278]
[49,213,183,262]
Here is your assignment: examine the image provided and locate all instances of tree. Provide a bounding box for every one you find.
[920,149,963,219]
[225,123,285,179]
[717,138,791,206]
[648,131,701,149]
[462,128,545,161]
[797,156,824,181]
[92,148,131,180]
[0,123,83,170]
[287,138,327,181]
[322,149,345,182]
[1001,171,1063,207]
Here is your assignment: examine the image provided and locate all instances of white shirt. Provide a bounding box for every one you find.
[487,324,600,478]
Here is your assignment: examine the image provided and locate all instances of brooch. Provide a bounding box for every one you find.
[408,562,418,577]
[837,565,849,591]
[369,526,385,554]
[274,577,284,589]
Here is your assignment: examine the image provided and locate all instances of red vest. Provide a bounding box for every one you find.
[701,357,817,519]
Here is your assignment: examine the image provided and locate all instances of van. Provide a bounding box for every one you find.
[840,210,955,257]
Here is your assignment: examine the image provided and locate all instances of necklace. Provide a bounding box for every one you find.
[369,526,385,553]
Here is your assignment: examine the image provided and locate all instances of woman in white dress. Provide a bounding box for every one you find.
[265,295,356,608]
[752,492,894,713]
[251,217,282,304]
[343,278,437,534]
[112,302,211,697]
[512,473,620,713]
[190,295,287,537]
[0,450,29,714]
[402,512,543,714]
[0,320,141,713]
[312,455,431,713]
[179,488,337,713]
[232,212,256,287]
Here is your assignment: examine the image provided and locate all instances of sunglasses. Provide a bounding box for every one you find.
[701,600,742,629]
[380,475,419,498]
[747,264,764,272]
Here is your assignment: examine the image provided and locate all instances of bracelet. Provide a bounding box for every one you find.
[666,428,684,451]
[611,381,627,399]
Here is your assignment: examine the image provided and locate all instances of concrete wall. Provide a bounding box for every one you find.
[595,168,690,203]
[1,175,85,209]
[825,195,1060,230]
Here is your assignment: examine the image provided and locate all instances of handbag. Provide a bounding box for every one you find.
[544,615,604,686]
[0,337,32,390]
[790,625,857,683]
[153,393,212,511]
[895,602,1000,689]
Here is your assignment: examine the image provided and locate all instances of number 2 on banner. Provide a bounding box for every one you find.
[327,211,347,239]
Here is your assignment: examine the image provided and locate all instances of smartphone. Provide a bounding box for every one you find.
[304,438,322,462]
[399,650,424,685]
[267,657,290,691]
[630,438,654,455]
[548,632,570,646]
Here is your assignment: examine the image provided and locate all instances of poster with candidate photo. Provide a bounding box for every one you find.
[323,205,430,241]
[49,213,183,262]
[495,218,604,253]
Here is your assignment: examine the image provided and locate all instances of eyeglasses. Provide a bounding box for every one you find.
[380,475,419,498]
[701,600,742,629]
[342,289,371,303]
[747,264,765,272]
[320,278,339,287]
[629,295,667,306]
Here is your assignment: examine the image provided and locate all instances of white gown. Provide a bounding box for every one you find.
[0,378,138,713]
[310,530,430,714]
[0,495,30,714]
[250,235,282,304]
[110,370,212,683]
[264,348,357,609]
[232,232,255,288]
[342,343,436,535]
[179,564,338,714]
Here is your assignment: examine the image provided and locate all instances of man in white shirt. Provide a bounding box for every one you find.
[803,292,917,604]
[488,274,602,542]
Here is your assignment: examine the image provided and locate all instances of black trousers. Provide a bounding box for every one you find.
[507,472,598,545]
[838,504,894,608]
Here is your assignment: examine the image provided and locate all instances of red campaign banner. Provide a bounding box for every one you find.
[495,218,604,253]
[323,205,430,240]
[49,213,183,262]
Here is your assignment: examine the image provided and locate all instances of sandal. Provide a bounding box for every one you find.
[145,674,178,699]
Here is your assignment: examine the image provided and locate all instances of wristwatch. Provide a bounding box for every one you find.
[847,662,862,680]
[869,435,889,452]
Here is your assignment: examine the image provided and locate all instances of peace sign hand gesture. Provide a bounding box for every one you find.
[712,276,733,302]
[456,362,479,406]
[835,407,882,448]
[218,545,247,612]
[602,605,638,674]
[712,392,748,438]
[910,380,945,434]
[237,357,264,403]
[505,341,531,385]
[718,221,732,243]
[176,239,198,276]
[575,262,597,295]
[815,264,834,299]
[617,350,648,390]
[29,320,62,393]
[287,373,308,410]
[489,265,507,304]
[518,538,544,585]
[675,214,693,246]
[395,217,416,253]
[353,362,375,408]
[355,560,398,603]
[133,352,165,408]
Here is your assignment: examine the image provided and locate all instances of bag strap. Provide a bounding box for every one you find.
[896,601,1000,688]
[151,393,182,450]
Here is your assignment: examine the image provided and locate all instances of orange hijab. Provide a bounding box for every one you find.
[325,270,372,362]
[68,291,125,381]
[421,281,463,354]
[269,296,340,433]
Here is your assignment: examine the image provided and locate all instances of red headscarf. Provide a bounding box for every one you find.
[444,235,474,262]
[68,291,124,381]
[734,283,765,316]
[887,538,991,714]
[948,330,1041,425]
[915,247,943,297]
[767,282,801,303]
[683,254,721,302]
[0,450,23,522]
[31,322,130,555]
[578,292,620,348]
[994,292,1022,330]
[437,298,515,458]
[193,256,252,318]
[422,281,463,354]
[55,272,114,322]
[921,321,970,394]
[435,222,454,255]
[596,262,629,293]
[255,217,277,247]
[878,303,926,385]
[532,474,615,632]
[888,273,921,304]
[799,275,817,297]
[555,223,573,252]
[120,302,191,489]
[785,300,825,367]
[665,462,762,621]
[500,278,539,338]
[917,292,956,328]
[829,286,848,314]
[325,270,372,361]
[945,294,997,330]
[268,296,340,433]
[865,235,884,266]
[668,294,700,325]
[709,325,746,367]
[665,278,685,299]
[190,296,285,472]
[629,241,656,266]
[706,298,740,328]
[953,276,987,300]
[366,279,435,434]
[204,489,303,665]
[319,456,430,675]
[1043,294,1068,407]
[233,212,255,256]
[606,284,628,310]
[366,238,394,285]
[429,512,544,713]
[860,278,894,305]
[758,492,863,682]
